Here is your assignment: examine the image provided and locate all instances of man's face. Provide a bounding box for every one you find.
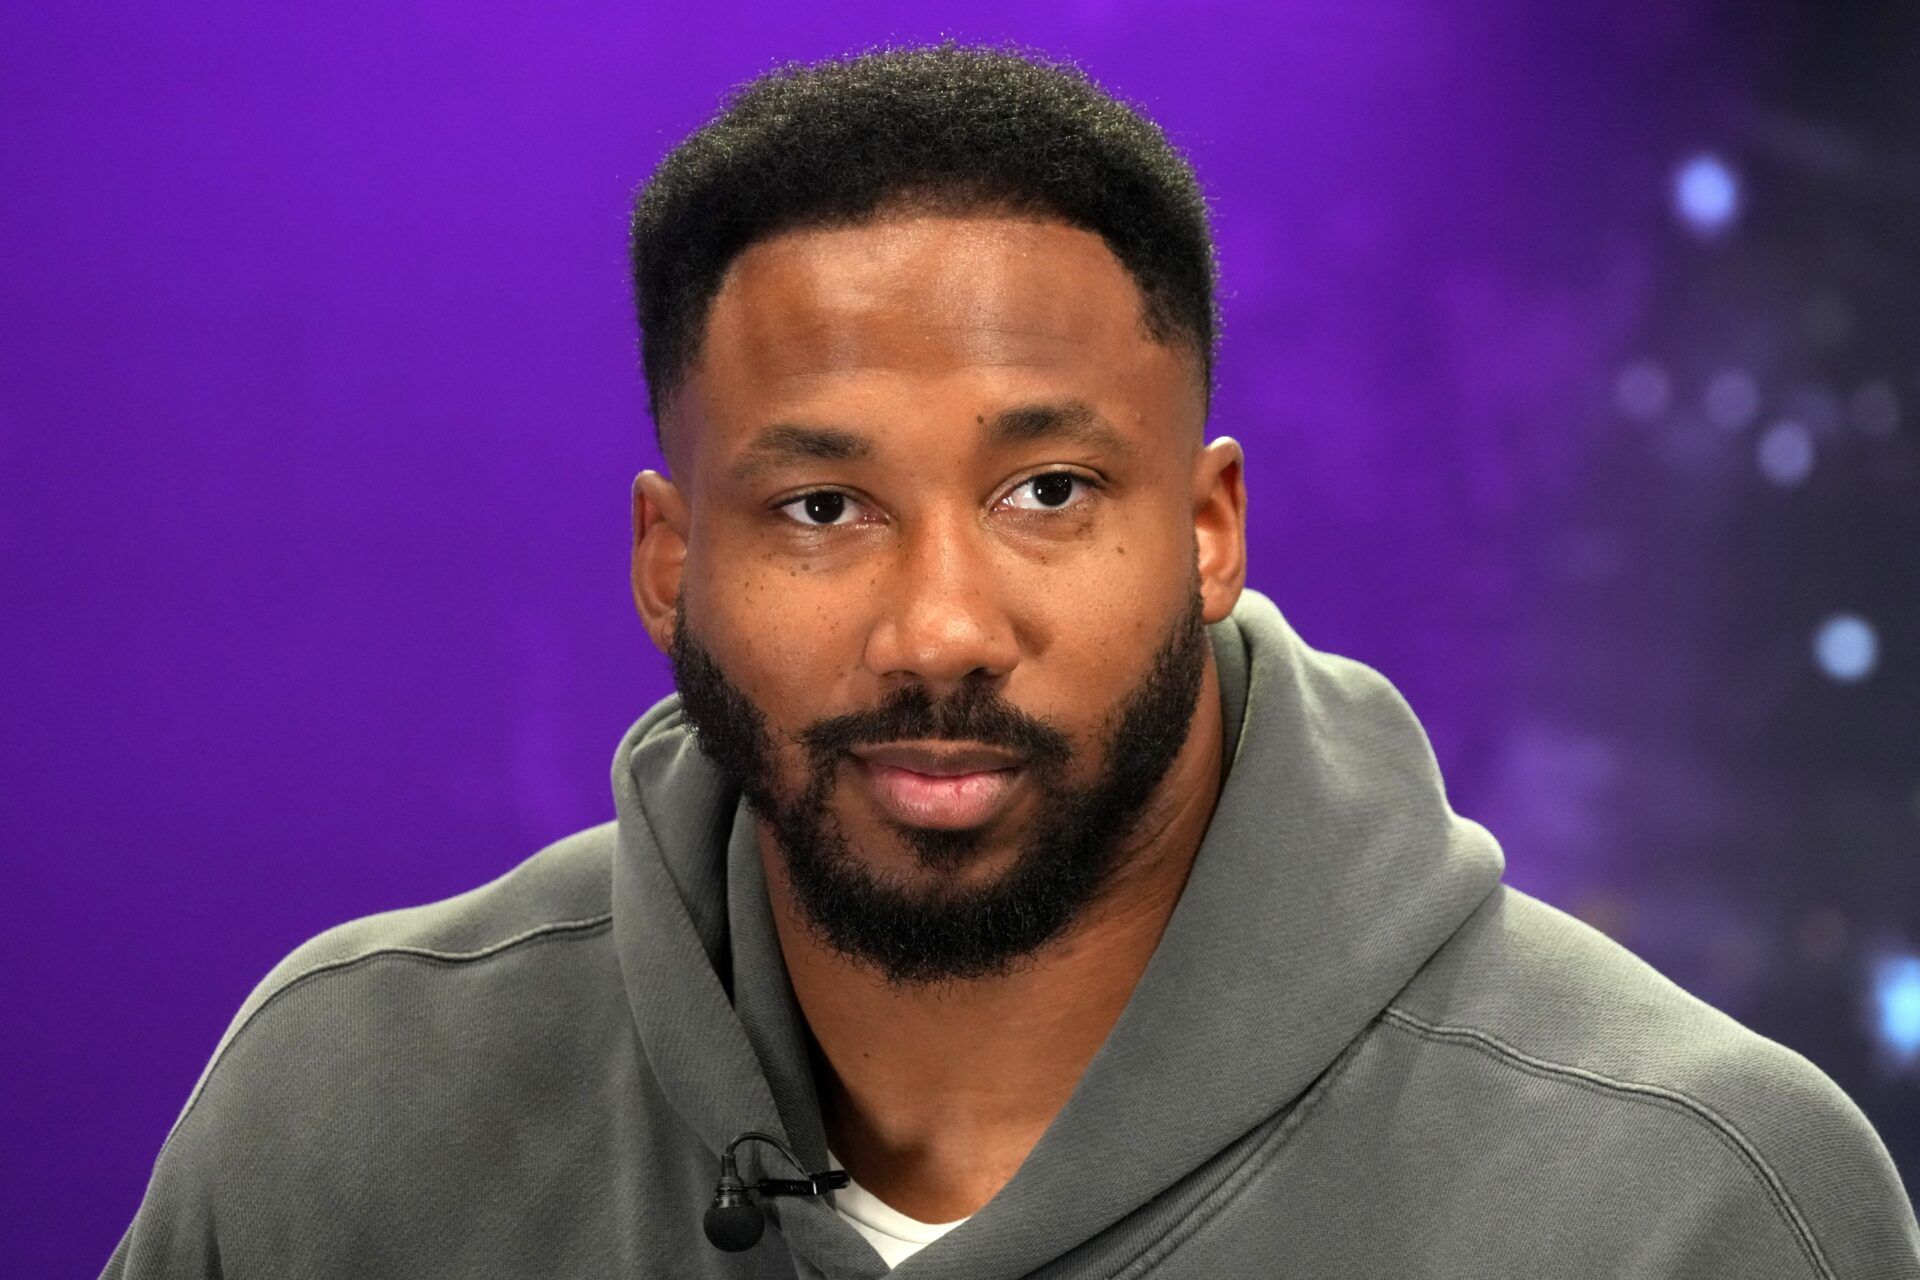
[635,211,1243,987]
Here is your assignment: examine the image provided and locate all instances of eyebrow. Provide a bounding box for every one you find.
[726,399,1136,485]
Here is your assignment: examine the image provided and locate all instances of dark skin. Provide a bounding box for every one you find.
[629,211,1247,1222]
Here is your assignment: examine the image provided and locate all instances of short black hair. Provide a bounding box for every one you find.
[629,42,1219,445]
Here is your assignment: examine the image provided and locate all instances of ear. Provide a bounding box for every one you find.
[1192,437,1248,625]
[631,469,690,654]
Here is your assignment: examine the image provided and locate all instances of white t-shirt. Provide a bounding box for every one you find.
[826,1148,970,1267]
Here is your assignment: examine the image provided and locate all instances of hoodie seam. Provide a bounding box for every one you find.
[1099,1023,1376,1279]
[1380,1006,1831,1280]
[157,914,615,1161]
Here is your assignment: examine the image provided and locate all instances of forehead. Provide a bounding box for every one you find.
[672,213,1197,472]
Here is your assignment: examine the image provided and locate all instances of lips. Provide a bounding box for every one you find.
[850,742,1027,776]
[853,757,1025,830]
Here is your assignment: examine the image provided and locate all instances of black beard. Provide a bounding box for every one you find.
[667,577,1209,988]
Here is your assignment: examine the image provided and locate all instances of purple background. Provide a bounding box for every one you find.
[5,3,1916,1273]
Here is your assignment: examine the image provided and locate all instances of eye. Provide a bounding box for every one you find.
[1002,470,1098,512]
[772,471,1100,529]
[774,490,866,527]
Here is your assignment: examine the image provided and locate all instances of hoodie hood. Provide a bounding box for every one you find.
[611,586,1506,1278]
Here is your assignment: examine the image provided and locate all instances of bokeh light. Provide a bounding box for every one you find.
[1850,380,1900,438]
[1873,956,1920,1064]
[1704,368,1761,431]
[1813,613,1879,683]
[1614,359,1672,420]
[1674,152,1741,236]
[1757,419,1815,486]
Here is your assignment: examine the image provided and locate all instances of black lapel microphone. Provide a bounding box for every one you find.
[704,1130,851,1252]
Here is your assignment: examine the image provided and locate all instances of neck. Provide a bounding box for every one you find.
[760,655,1225,1224]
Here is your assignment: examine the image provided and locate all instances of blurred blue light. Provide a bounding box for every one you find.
[1704,369,1760,431]
[1674,153,1740,235]
[1614,360,1671,420]
[1874,957,1920,1061]
[1814,613,1878,683]
[1758,420,1814,486]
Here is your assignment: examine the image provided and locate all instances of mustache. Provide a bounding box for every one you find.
[797,678,1073,774]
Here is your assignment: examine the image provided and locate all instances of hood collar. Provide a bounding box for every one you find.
[612,587,1505,1277]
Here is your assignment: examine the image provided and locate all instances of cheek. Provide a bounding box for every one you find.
[1030,564,1193,733]
[1026,534,1186,656]
[694,530,860,624]
[689,557,863,721]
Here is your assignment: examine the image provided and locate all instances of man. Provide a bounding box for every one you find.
[106,43,1917,1279]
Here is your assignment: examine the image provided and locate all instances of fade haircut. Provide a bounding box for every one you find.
[629,42,1219,448]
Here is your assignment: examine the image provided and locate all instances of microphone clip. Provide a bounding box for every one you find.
[704,1131,850,1253]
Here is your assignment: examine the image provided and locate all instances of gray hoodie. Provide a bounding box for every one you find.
[104,587,1919,1278]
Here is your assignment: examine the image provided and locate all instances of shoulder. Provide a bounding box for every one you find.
[1388,885,1919,1277]
[109,824,629,1274]
[163,822,621,1152]
[244,819,616,985]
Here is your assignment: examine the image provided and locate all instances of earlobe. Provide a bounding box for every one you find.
[630,470,690,654]
[1193,437,1248,624]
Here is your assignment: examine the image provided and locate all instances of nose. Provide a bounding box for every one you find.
[861,507,1019,691]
